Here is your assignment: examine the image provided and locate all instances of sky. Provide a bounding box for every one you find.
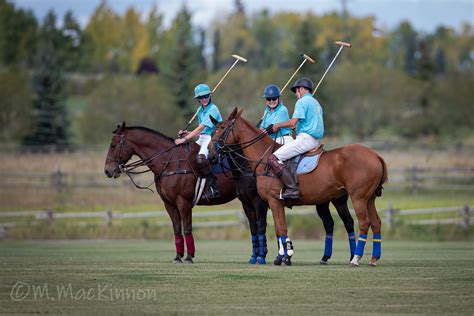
[11,0,474,33]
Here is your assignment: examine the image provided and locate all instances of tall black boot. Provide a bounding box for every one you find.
[196,154,220,200]
[267,154,299,200]
[279,167,300,199]
[201,173,220,199]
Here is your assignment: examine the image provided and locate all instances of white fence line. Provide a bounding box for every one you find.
[0,205,471,230]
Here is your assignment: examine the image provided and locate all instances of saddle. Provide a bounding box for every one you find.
[284,144,324,180]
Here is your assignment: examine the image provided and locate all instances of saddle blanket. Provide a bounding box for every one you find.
[295,153,322,175]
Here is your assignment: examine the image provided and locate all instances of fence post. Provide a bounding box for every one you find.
[386,203,394,227]
[51,170,66,194]
[105,209,113,227]
[409,166,420,193]
[46,209,54,224]
[462,205,470,229]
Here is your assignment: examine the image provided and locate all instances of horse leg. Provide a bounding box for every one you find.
[163,201,184,263]
[332,194,356,262]
[315,202,334,264]
[350,198,370,267]
[241,200,259,264]
[256,198,268,264]
[177,197,195,263]
[268,199,293,266]
[367,196,382,267]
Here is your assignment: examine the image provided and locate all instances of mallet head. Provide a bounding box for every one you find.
[301,53,316,64]
[335,41,352,48]
[232,54,248,62]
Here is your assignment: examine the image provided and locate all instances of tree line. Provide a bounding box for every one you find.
[0,0,473,148]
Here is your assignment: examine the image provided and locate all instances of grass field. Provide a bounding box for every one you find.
[1,240,473,314]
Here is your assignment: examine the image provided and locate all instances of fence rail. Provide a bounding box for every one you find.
[2,167,474,193]
[0,205,471,235]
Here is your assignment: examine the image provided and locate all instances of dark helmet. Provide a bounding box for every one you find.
[262,84,281,98]
[290,78,313,93]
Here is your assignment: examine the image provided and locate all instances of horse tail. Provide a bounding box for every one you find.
[375,155,388,197]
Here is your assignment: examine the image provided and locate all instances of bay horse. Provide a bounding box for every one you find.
[104,122,268,263]
[209,108,388,266]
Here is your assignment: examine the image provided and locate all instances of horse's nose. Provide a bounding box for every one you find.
[104,169,112,178]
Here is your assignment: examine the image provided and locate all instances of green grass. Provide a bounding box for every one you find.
[1,240,473,314]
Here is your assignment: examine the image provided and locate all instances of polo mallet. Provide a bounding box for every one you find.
[256,53,315,127]
[312,41,351,96]
[183,54,248,130]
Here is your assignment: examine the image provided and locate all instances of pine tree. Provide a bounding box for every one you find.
[22,11,71,151]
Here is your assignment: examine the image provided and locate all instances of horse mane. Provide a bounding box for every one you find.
[126,126,175,143]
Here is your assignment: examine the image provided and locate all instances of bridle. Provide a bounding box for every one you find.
[213,118,278,176]
[107,133,191,191]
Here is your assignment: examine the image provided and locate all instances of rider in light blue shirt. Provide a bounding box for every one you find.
[292,92,324,139]
[198,102,222,135]
[259,85,293,144]
[174,83,222,200]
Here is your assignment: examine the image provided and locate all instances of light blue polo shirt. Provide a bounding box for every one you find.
[292,93,324,139]
[261,102,293,139]
[198,102,222,135]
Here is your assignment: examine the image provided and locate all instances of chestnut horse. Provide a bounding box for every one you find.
[104,122,268,263]
[209,108,388,266]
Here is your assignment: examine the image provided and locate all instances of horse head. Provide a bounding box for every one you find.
[104,122,135,178]
[209,107,244,158]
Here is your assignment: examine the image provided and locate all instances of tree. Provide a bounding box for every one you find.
[0,0,37,67]
[161,5,204,117]
[62,10,86,72]
[22,11,72,150]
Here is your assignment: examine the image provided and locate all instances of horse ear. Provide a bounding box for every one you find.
[228,107,238,120]
[237,108,244,118]
[210,115,219,126]
[121,121,126,128]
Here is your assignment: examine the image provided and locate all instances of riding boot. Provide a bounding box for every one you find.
[197,154,220,200]
[201,173,220,199]
[279,167,300,199]
[267,154,299,200]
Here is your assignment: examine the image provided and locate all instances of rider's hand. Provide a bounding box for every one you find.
[178,130,188,138]
[175,138,187,145]
[265,124,275,134]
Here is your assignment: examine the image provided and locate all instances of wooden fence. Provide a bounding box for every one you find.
[2,167,474,193]
[0,205,472,237]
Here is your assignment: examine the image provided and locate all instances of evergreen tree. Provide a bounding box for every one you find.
[211,29,221,72]
[22,11,71,151]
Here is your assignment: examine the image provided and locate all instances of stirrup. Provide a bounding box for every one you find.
[276,188,300,200]
[201,187,220,200]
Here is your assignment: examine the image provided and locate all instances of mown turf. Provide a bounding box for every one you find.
[1,240,473,314]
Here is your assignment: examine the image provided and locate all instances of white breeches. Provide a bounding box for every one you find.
[196,134,212,157]
[273,132,320,162]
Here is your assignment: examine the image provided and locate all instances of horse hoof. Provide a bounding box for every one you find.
[283,256,292,266]
[368,260,377,267]
[173,255,183,264]
[273,255,283,266]
[249,256,258,264]
[320,259,328,265]
[350,255,361,267]
[257,256,266,265]
[184,255,194,264]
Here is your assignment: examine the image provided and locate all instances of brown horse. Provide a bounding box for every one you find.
[209,108,388,266]
[104,122,269,263]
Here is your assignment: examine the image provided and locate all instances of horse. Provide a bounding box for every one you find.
[209,108,388,266]
[104,122,269,264]
[215,144,357,264]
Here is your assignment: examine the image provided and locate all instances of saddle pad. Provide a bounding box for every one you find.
[296,153,321,175]
[212,156,231,174]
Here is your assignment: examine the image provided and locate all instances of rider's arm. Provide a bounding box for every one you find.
[273,118,299,131]
[184,124,205,140]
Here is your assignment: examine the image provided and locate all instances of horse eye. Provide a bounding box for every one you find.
[111,144,116,149]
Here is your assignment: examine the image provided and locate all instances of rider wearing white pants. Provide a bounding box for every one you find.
[175,84,222,200]
[266,78,324,200]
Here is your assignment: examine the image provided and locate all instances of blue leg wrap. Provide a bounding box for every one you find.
[278,236,288,256]
[355,233,367,257]
[372,233,382,259]
[257,234,267,264]
[348,232,356,257]
[324,234,333,258]
[249,235,258,264]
